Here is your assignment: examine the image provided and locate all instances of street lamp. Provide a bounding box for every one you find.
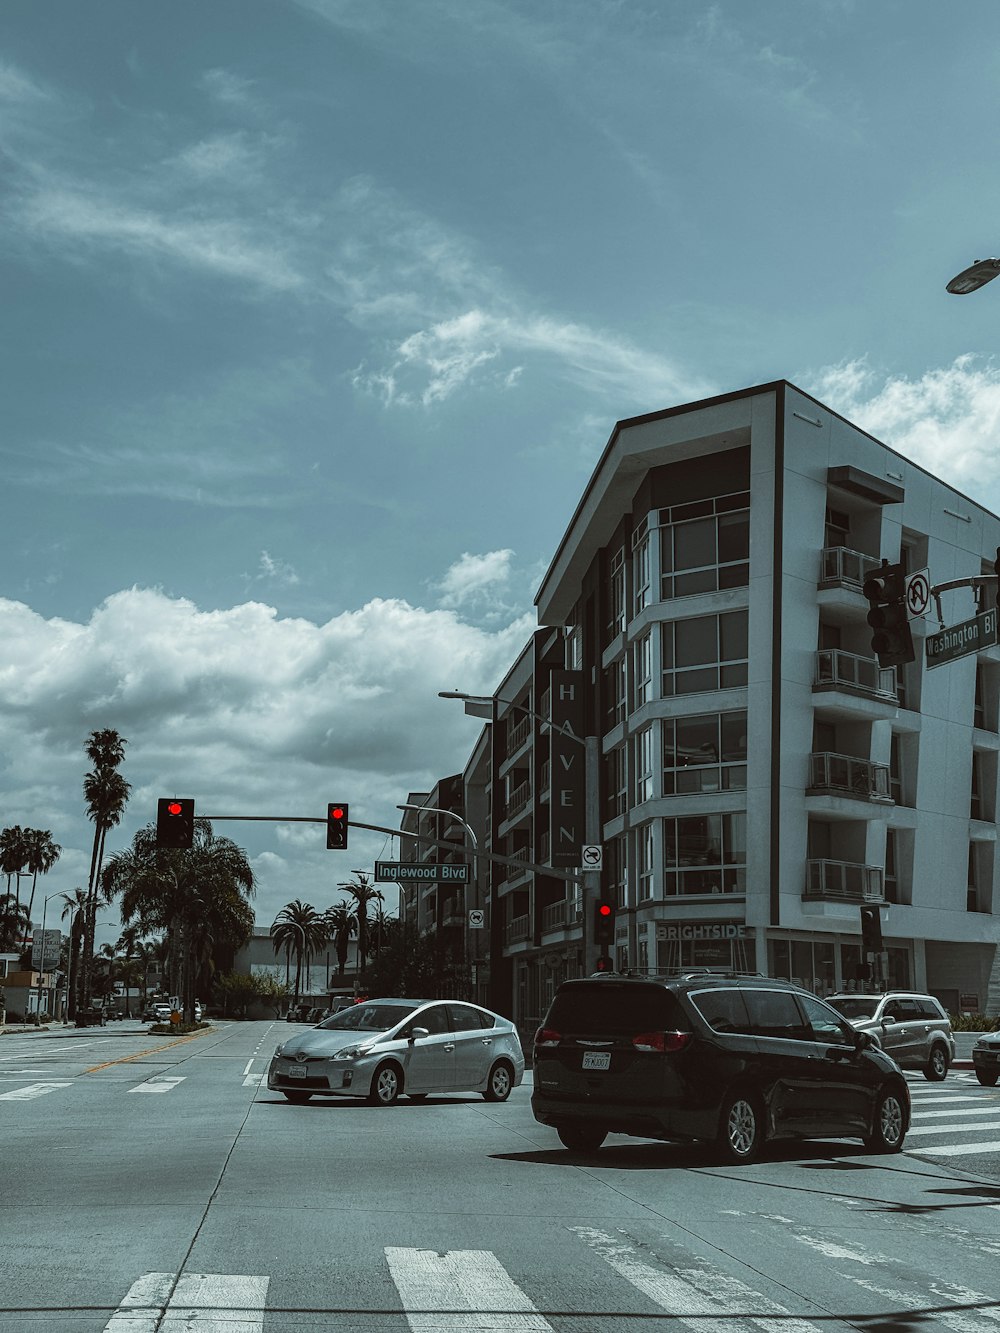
[33,892,64,1025]
[946,258,1000,295]
[276,918,307,1003]
[397,804,477,984]
[438,689,604,976]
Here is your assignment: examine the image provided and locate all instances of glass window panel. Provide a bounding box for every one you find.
[718,512,750,563]
[745,990,807,1040]
[675,714,718,765]
[719,663,748,688]
[660,530,673,573]
[674,518,716,570]
[720,712,748,761]
[677,667,718,694]
[675,616,717,667]
[718,562,749,590]
[661,624,674,668]
[690,989,752,1034]
[675,569,717,597]
[720,610,748,661]
[724,811,746,864]
[673,500,714,522]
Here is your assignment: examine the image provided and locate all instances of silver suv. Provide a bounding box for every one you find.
[827,991,954,1080]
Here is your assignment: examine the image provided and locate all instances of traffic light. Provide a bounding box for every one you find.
[594,955,614,973]
[156,798,195,849]
[860,903,883,952]
[593,897,615,949]
[326,803,349,850]
[994,547,1000,609]
[863,561,915,668]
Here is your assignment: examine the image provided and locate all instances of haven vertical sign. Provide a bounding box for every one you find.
[549,669,585,869]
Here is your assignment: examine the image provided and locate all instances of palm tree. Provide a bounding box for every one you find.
[59,887,88,1020]
[79,730,130,1007]
[324,901,357,976]
[271,901,327,1003]
[102,817,254,1022]
[0,893,29,953]
[338,873,383,967]
[23,828,61,927]
[0,826,28,909]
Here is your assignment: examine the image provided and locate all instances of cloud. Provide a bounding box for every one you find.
[804,355,1000,491]
[252,551,301,587]
[0,586,534,927]
[435,550,515,609]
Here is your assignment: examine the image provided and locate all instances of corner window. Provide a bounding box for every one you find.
[663,710,747,794]
[662,611,748,696]
[662,812,746,896]
[659,492,750,600]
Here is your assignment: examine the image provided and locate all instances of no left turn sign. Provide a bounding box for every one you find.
[905,568,930,619]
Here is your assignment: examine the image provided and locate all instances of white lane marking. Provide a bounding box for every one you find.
[385,1247,554,1332]
[0,1068,60,1076]
[242,1060,254,1076]
[0,1081,72,1100]
[129,1077,186,1094]
[907,1095,985,1105]
[910,1106,999,1120]
[907,1121,1000,1136]
[851,1275,1000,1333]
[104,1273,268,1332]
[569,1226,824,1333]
[915,1139,1000,1157]
[242,1072,264,1087]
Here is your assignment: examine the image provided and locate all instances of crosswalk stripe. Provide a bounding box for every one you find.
[569,1227,824,1333]
[129,1077,186,1094]
[0,1081,71,1100]
[105,1272,268,1332]
[912,1139,1000,1156]
[385,1247,554,1331]
[906,1121,1000,1137]
[910,1106,998,1119]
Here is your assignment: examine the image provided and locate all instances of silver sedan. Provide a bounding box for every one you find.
[267,997,525,1105]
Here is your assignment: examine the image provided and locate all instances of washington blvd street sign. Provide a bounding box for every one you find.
[374,861,470,883]
[926,607,998,668]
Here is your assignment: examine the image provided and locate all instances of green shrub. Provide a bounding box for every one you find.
[949,1013,1000,1031]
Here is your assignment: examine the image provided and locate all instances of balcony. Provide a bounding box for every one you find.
[804,858,884,903]
[506,713,532,756]
[807,752,893,804]
[505,914,531,945]
[541,899,583,934]
[506,779,531,819]
[813,650,898,716]
[819,546,882,591]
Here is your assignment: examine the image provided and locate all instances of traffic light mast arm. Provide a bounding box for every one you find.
[928,575,999,627]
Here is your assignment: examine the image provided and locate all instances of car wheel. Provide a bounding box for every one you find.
[717,1090,764,1164]
[976,1070,999,1087]
[282,1091,313,1103]
[864,1086,906,1153]
[923,1045,949,1081]
[483,1060,514,1102]
[556,1124,607,1153]
[369,1062,403,1106]
[407,1093,429,1101]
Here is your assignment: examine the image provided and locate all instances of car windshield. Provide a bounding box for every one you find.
[317,1002,417,1032]
[827,997,880,1019]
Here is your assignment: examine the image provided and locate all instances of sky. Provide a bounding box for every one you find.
[5,0,1000,951]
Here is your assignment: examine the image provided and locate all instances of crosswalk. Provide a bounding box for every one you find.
[903,1070,1000,1157]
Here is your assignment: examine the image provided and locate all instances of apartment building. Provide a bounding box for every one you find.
[411,380,1000,1029]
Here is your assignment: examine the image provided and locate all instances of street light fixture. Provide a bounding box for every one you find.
[33,891,64,1025]
[946,258,1000,295]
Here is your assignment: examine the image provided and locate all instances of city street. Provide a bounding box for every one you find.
[2,1022,1000,1331]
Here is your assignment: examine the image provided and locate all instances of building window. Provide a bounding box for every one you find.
[661,610,749,695]
[606,547,626,644]
[972,752,983,821]
[636,822,655,901]
[658,492,750,600]
[824,506,850,549]
[884,829,898,903]
[889,733,908,807]
[968,842,993,913]
[633,726,655,804]
[662,812,747,896]
[663,710,747,794]
[604,746,627,819]
[632,631,653,708]
[632,519,652,616]
[604,657,626,729]
[606,835,627,909]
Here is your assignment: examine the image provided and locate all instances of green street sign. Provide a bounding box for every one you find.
[374,860,470,883]
[926,608,998,668]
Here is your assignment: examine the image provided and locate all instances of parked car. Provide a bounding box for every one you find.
[74,1006,107,1028]
[972,1030,1000,1086]
[826,991,955,1080]
[268,998,525,1105]
[286,1003,312,1023]
[531,971,910,1163]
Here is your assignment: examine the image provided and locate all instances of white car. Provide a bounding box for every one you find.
[268,998,525,1105]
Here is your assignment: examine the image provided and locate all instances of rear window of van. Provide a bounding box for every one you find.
[546,983,686,1034]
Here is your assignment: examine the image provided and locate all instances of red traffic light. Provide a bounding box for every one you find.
[156,797,195,849]
[166,801,183,816]
[326,802,349,850]
[598,903,612,917]
[330,807,344,820]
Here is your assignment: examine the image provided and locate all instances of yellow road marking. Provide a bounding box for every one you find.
[84,1030,206,1073]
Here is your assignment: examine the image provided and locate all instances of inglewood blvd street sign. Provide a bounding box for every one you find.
[926,608,998,668]
[374,861,470,883]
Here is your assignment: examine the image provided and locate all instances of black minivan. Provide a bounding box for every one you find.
[531,972,910,1163]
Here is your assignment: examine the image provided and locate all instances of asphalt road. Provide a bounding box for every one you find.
[2,1020,1000,1332]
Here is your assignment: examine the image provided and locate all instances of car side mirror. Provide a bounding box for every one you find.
[409,1026,430,1042]
[854,1029,873,1051]
[881,1016,896,1026]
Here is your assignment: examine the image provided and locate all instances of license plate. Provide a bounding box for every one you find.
[582,1052,611,1071]
[287,1065,307,1079]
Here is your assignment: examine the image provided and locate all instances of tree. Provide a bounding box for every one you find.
[271,901,327,1003]
[0,894,29,954]
[0,826,28,913]
[23,828,61,927]
[102,817,255,1023]
[79,730,131,1007]
[361,927,470,1001]
[337,873,383,969]
[214,971,263,1019]
[324,901,357,976]
[59,888,88,1020]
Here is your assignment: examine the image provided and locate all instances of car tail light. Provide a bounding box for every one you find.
[631,1030,691,1053]
[534,1026,561,1047]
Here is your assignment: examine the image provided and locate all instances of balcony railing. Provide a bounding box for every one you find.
[807,752,892,802]
[507,714,531,755]
[804,858,884,902]
[541,900,567,931]
[814,650,897,700]
[819,546,882,590]
[505,914,531,944]
[506,780,531,818]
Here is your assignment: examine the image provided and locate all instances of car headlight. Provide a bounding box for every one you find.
[333,1045,372,1061]
[273,1043,286,1058]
